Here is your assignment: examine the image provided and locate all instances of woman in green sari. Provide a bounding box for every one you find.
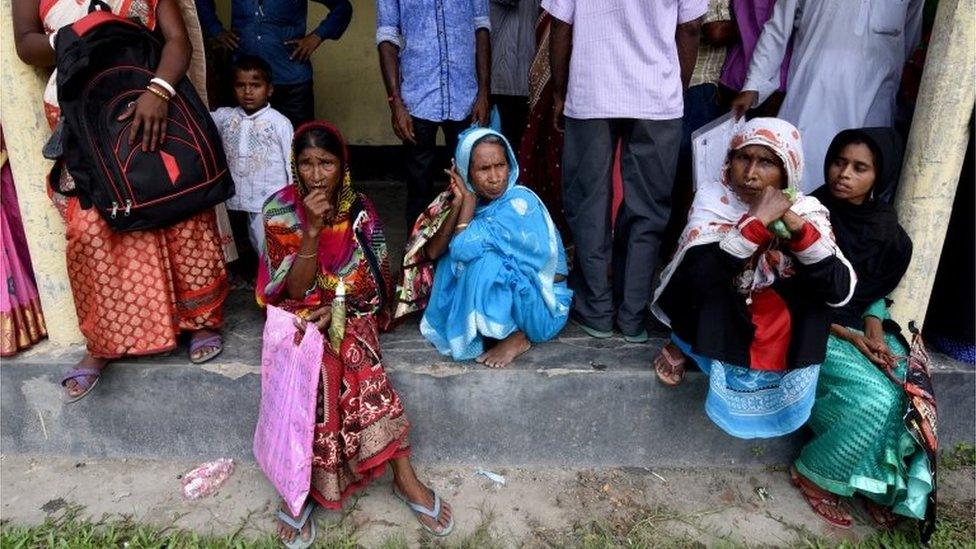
[792,128,931,529]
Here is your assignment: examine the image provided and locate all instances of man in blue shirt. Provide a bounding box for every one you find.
[197,0,352,125]
[376,0,492,226]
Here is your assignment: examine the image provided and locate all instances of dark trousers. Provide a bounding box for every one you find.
[562,116,682,335]
[403,117,468,227]
[271,81,315,127]
[491,94,530,151]
[227,210,259,280]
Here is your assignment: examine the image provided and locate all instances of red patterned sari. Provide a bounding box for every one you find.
[259,121,409,509]
[40,0,227,358]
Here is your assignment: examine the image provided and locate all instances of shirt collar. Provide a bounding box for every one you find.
[237,104,271,120]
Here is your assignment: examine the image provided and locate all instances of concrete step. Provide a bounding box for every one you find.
[3,290,974,466]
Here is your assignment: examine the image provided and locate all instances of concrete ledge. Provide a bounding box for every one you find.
[3,310,974,466]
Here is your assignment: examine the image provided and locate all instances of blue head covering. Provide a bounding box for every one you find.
[454,127,519,196]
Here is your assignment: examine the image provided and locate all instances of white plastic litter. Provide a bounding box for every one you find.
[475,468,506,485]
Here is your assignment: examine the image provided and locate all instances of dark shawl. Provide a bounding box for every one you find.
[811,128,913,329]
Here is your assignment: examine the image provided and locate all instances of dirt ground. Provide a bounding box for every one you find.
[1,455,973,547]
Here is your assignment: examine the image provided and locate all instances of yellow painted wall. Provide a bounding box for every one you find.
[307,2,398,145]
[1,0,83,345]
[210,1,409,145]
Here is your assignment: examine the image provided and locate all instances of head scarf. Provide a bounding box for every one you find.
[288,121,358,272]
[811,128,913,328]
[652,118,837,326]
[454,126,520,208]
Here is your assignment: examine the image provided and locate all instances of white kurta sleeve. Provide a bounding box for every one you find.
[742,0,800,106]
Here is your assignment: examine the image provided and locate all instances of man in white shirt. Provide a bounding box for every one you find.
[730,0,923,192]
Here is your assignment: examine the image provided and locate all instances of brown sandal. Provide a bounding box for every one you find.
[654,343,686,387]
[789,467,852,529]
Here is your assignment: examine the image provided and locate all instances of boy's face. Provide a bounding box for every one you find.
[233,69,272,113]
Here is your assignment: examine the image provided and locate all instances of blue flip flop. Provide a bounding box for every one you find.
[275,501,316,549]
[393,486,455,537]
[60,367,102,403]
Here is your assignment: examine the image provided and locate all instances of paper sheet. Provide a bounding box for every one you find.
[692,113,745,191]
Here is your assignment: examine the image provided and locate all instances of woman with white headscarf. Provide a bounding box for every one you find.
[650,118,856,439]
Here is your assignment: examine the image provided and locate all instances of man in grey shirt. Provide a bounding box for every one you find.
[490,0,540,149]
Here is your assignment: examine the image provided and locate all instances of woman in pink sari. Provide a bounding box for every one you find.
[1,134,48,356]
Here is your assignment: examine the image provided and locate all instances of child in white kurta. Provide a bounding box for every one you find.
[212,55,293,281]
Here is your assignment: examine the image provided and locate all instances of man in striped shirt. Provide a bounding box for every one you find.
[545,0,706,342]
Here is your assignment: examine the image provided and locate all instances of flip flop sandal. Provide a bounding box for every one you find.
[790,467,852,529]
[393,486,455,537]
[189,333,223,365]
[276,502,316,549]
[654,345,686,387]
[60,367,102,403]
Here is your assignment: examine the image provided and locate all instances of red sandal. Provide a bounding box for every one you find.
[789,467,852,529]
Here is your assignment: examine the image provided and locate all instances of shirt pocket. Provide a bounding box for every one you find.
[870,0,908,36]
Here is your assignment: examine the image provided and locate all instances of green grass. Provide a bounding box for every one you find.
[940,442,976,471]
[2,496,973,549]
[0,504,510,549]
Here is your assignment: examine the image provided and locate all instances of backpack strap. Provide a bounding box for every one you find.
[88,0,112,13]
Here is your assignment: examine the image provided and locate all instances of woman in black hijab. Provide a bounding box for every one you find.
[791,128,931,530]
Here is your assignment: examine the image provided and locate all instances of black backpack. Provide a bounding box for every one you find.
[47,5,234,232]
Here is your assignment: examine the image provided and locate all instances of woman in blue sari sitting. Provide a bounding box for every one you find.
[420,127,572,368]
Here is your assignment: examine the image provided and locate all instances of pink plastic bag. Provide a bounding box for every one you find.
[253,305,323,516]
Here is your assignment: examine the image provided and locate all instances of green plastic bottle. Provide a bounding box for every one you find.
[767,187,797,239]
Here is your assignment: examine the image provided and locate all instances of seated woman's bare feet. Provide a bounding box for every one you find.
[476,331,531,368]
[393,462,453,534]
[276,501,313,545]
[63,354,109,399]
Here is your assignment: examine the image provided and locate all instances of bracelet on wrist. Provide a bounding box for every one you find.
[149,77,176,97]
[145,84,171,102]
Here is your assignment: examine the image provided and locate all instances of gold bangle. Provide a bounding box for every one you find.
[145,85,171,102]
[455,222,469,231]
[297,251,318,259]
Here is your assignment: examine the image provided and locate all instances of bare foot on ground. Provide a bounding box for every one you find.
[476,331,531,368]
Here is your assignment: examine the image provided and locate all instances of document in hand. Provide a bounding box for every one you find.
[692,113,746,192]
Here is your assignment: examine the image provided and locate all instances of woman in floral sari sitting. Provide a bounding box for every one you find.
[259,121,453,545]
[419,127,572,368]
